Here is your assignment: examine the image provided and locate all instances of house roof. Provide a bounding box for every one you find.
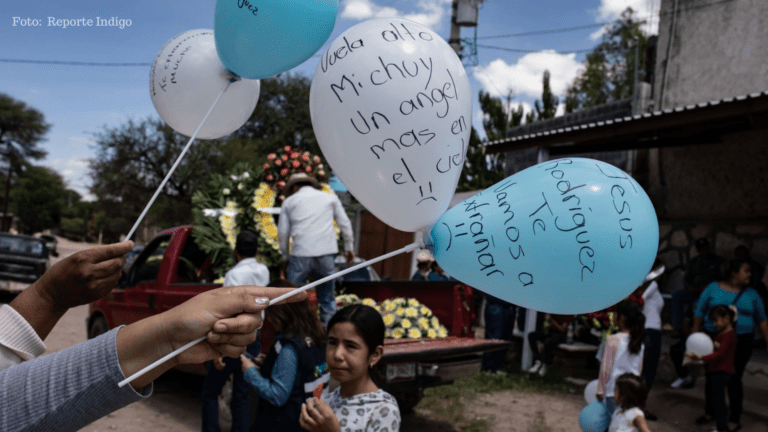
[485,91,768,156]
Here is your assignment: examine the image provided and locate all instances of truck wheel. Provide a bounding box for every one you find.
[394,389,424,414]
[88,316,108,340]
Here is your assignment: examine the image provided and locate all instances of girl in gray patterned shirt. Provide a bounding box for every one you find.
[300,304,400,432]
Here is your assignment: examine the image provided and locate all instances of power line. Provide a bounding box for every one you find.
[477,23,605,40]
[476,0,736,40]
[476,45,592,54]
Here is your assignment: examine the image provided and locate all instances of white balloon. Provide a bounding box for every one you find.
[686,332,714,356]
[150,29,260,139]
[310,19,472,232]
[584,379,599,405]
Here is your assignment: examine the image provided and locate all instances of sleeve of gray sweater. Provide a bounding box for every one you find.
[0,327,153,432]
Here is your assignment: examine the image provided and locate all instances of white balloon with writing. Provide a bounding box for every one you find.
[310,19,472,232]
[150,29,260,139]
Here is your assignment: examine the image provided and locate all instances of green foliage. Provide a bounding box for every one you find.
[10,166,67,234]
[534,70,559,121]
[458,91,523,192]
[226,73,320,166]
[89,117,227,242]
[0,93,50,231]
[565,7,648,112]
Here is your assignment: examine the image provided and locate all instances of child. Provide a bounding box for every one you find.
[608,373,653,432]
[597,301,646,415]
[299,304,401,432]
[686,305,737,432]
[240,279,328,432]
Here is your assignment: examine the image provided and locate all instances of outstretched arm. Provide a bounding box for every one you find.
[9,241,133,340]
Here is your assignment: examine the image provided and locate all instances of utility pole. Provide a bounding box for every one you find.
[449,0,462,56]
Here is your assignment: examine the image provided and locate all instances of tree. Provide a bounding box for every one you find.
[227,73,320,165]
[534,70,559,120]
[89,118,227,242]
[0,94,49,231]
[565,7,648,112]
[10,166,68,234]
[457,91,524,192]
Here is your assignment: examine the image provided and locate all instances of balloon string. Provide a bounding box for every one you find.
[124,80,233,242]
[117,241,421,388]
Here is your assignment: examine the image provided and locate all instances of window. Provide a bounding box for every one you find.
[133,236,171,284]
[176,235,214,283]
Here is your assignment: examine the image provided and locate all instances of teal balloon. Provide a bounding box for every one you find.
[427,158,658,314]
[579,400,611,432]
[214,0,339,79]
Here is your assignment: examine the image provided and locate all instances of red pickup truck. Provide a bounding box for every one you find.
[88,226,510,410]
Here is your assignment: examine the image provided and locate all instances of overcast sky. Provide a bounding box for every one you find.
[0,0,660,199]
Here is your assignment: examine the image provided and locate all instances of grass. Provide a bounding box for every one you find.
[416,362,578,432]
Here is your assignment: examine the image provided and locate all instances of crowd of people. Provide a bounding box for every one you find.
[474,239,768,432]
[1,167,767,432]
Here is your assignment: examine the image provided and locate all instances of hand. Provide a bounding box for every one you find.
[300,397,340,432]
[240,355,256,373]
[713,341,720,349]
[213,357,226,371]
[35,241,134,311]
[10,241,134,340]
[344,251,355,266]
[116,285,305,390]
[255,353,266,365]
[596,394,604,402]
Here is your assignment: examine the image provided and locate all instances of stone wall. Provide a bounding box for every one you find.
[658,220,768,293]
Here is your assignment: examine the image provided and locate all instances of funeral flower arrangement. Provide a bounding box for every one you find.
[192,147,335,278]
[335,295,449,339]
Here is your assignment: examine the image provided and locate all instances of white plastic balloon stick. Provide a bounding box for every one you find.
[117,242,421,388]
[124,79,235,242]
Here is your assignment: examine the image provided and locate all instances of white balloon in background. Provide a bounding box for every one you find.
[584,379,599,405]
[310,19,472,232]
[686,332,714,356]
[150,29,260,139]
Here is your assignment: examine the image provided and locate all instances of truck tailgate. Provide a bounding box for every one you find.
[383,337,512,362]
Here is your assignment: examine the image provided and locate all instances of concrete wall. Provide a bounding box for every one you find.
[654,0,768,110]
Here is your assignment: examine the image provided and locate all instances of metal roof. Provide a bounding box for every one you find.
[485,91,768,155]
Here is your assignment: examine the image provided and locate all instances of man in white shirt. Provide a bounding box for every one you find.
[201,231,269,432]
[278,173,354,327]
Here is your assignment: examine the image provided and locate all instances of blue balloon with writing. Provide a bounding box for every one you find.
[426,158,659,314]
[214,0,339,79]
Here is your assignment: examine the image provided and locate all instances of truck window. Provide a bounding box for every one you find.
[176,235,214,283]
[133,237,171,284]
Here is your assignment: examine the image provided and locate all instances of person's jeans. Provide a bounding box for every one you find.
[643,329,663,390]
[670,336,690,379]
[287,254,336,327]
[705,371,731,431]
[528,332,567,365]
[481,302,516,372]
[201,340,260,432]
[605,396,618,418]
[671,289,698,329]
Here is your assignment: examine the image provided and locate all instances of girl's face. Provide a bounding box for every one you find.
[713,314,731,331]
[326,322,381,384]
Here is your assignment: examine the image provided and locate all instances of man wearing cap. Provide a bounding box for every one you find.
[669,237,724,389]
[411,253,433,281]
[278,173,354,327]
[201,231,269,432]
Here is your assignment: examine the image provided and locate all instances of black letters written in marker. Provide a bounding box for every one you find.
[237,0,258,16]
